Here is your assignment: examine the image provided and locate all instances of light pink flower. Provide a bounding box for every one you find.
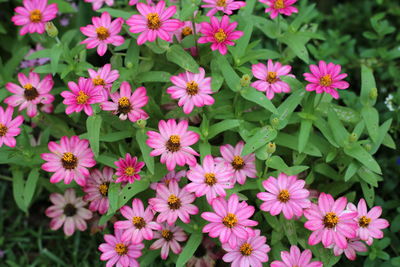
[41,136,96,186]
[150,170,187,190]
[303,60,350,99]
[150,223,187,260]
[146,119,200,171]
[88,63,119,92]
[45,188,93,236]
[259,0,298,19]
[114,153,145,184]
[99,229,143,267]
[0,106,24,148]
[149,180,199,225]
[80,12,124,56]
[126,1,183,45]
[271,245,323,267]
[198,15,243,55]
[304,193,358,249]
[5,72,54,117]
[331,237,368,261]
[347,198,389,245]
[11,0,58,35]
[201,194,258,249]
[85,0,114,10]
[101,82,149,122]
[128,0,139,5]
[202,0,246,17]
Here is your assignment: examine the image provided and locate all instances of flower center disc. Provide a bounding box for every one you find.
[61,152,78,170]
[359,216,371,228]
[277,189,290,203]
[132,216,146,229]
[147,13,161,30]
[232,155,245,170]
[98,183,109,196]
[117,97,132,115]
[0,123,8,137]
[166,135,181,152]
[319,74,333,87]
[222,213,238,228]
[240,243,253,256]
[64,203,77,216]
[186,81,199,96]
[323,212,339,228]
[266,71,278,84]
[92,76,105,86]
[29,9,42,22]
[23,83,39,101]
[214,29,227,43]
[274,0,285,9]
[76,91,89,104]
[96,26,110,40]
[161,229,173,241]
[216,0,227,7]
[181,26,193,37]
[204,173,217,186]
[115,243,128,255]
[167,194,182,210]
[124,166,136,176]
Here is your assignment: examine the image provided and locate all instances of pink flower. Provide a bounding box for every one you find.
[41,136,96,186]
[146,119,199,171]
[271,245,323,267]
[257,173,311,219]
[85,0,114,10]
[259,0,298,19]
[114,153,145,184]
[45,188,93,236]
[80,12,124,56]
[187,236,224,267]
[0,106,24,148]
[201,194,258,249]
[101,82,149,122]
[150,223,187,260]
[198,15,243,55]
[61,77,104,116]
[99,229,143,267]
[149,180,199,225]
[222,229,270,267]
[304,193,358,249]
[126,1,183,45]
[83,167,114,215]
[88,63,119,92]
[251,60,294,100]
[150,170,187,190]
[5,72,54,117]
[331,238,368,261]
[186,155,233,204]
[347,198,389,245]
[172,21,201,56]
[11,0,58,35]
[128,0,139,5]
[303,60,350,99]
[201,0,246,17]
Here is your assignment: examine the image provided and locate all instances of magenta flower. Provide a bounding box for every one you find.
[150,223,187,260]
[201,0,246,17]
[126,1,183,45]
[11,0,58,35]
[61,77,104,116]
[271,245,323,267]
[146,119,200,171]
[80,12,124,56]
[259,0,298,19]
[5,72,54,117]
[149,180,199,225]
[257,173,311,219]
[45,188,93,236]
[198,15,243,55]
[88,63,119,92]
[347,198,389,245]
[99,229,144,267]
[85,0,114,10]
[129,0,139,5]
[41,136,96,186]
[304,193,358,249]
[201,194,258,249]
[0,106,24,148]
[167,67,215,114]
[251,60,294,100]
[114,153,145,184]
[332,237,367,261]
[303,60,350,99]
[150,170,187,190]
[101,82,149,122]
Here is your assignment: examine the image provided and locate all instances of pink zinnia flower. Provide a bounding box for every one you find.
[149,180,199,225]
[114,153,145,184]
[304,193,358,249]
[88,63,119,92]
[186,155,233,204]
[251,60,294,100]
[260,0,298,19]
[257,173,311,219]
[222,229,270,267]
[83,167,114,215]
[61,77,104,116]
[198,15,243,55]
[128,0,139,5]
[331,237,368,261]
[45,188,93,236]
[11,0,58,35]
[201,194,258,248]
[150,223,187,260]
[146,119,199,171]
[303,60,350,99]
[0,106,24,148]
[347,198,389,245]
[85,0,114,10]
[150,170,187,190]
[271,245,323,267]
[5,72,54,118]
[126,1,182,45]
[201,0,246,17]
[80,12,124,56]
[101,82,149,122]
[41,136,96,186]
[167,67,215,114]
[99,229,143,267]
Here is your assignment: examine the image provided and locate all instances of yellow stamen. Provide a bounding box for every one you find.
[222,213,238,228]
[115,243,128,255]
[96,26,110,40]
[0,123,8,137]
[232,155,245,170]
[266,71,278,84]
[124,167,135,176]
[92,76,105,86]
[29,9,42,23]
[323,212,339,228]
[181,26,193,37]
[204,173,217,186]
[186,81,199,96]
[359,216,371,228]
[277,189,290,203]
[274,0,285,9]
[239,243,253,256]
[161,229,173,241]
[167,194,181,210]
[147,13,161,30]
[214,29,227,43]
[216,0,227,7]
[320,74,333,87]
[98,183,109,196]
[76,91,89,105]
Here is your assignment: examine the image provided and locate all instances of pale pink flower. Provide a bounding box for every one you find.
[20,44,49,68]
[202,0,246,17]
[331,238,368,261]
[271,245,323,267]
[45,188,93,236]
[129,0,139,5]
[88,63,119,92]
[150,223,187,260]
[5,72,54,118]
[146,119,200,171]
[80,12,124,56]
[259,0,298,19]
[41,136,96,186]
[0,106,24,148]
[11,0,58,35]
[150,170,187,190]
[85,0,114,10]
[114,153,145,184]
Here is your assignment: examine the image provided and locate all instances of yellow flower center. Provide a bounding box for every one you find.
[98,183,109,196]
[115,243,128,256]
[96,26,110,40]
[132,216,146,229]
[61,152,78,170]
[161,229,173,241]
[76,91,89,105]
[117,97,132,115]
[29,9,42,23]
[0,123,8,137]
[167,194,182,210]
[277,189,290,203]
[222,213,238,228]
[216,0,227,7]
[274,0,285,9]
[320,74,333,87]
[359,216,371,228]
[266,71,278,84]
[124,167,135,176]
[204,173,217,186]
[23,83,39,101]
[147,13,161,30]
[166,135,181,152]
[181,26,193,37]
[239,243,253,256]
[323,212,339,229]
[232,155,245,170]
[186,81,199,96]
[92,76,105,86]
[214,29,227,43]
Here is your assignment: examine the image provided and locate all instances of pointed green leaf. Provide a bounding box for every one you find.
[344,143,381,174]
[24,168,40,208]
[166,44,199,72]
[136,129,155,174]
[243,126,277,155]
[86,114,102,157]
[176,232,202,267]
[240,87,277,113]
[298,120,313,153]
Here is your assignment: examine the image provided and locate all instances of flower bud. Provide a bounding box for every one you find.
[363,143,372,151]
[369,88,378,100]
[348,132,358,143]
[240,74,251,87]
[136,119,147,129]
[270,117,280,128]
[126,62,133,69]
[45,22,58,38]
[266,142,276,154]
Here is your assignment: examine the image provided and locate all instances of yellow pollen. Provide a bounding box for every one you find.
[169,135,180,144]
[23,83,39,100]
[96,26,110,40]
[274,0,285,9]
[92,76,105,86]
[147,13,161,30]
[240,243,253,256]
[115,243,128,255]
[76,91,89,105]
[29,9,42,22]
[359,216,371,228]
[132,216,146,229]
[24,83,33,90]
[167,194,181,210]
[323,212,339,229]
[98,183,109,196]
[118,97,130,108]
[181,26,193,37]
[266,71,278,83]
[232,155,245,170]
[277,189,290,203]
[216,0,227,7]
[222,213,238,228]
[161,229,173,241]
[204,173,217,186]
[320,74,333,87]
[124,167,135,176]
[61,152,78,170]
[166,135,181,152]
[186,81,199,96]
[0,123,8,137]
[214,29,227,43]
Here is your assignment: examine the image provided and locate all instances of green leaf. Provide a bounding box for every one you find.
[50,44,63,75]
[180,0,200,21]
[107,183,120,215]
[199,141,211,160]
[176,232,202,267]
[360,181,375,207]
[275,132,322,157]
[136,71,171,83]
[298,120,313,153]
[232,20,253,59]
[100,131,132,142]
[357,166,380,187]
[344,143,381,174]
[97,154,118,168]
[243,126,277,155]
[361,106,379,143]
[240,87,277,113]
[208,120,240,139]
[327,107,348,146]
[281,216,298,245]
[97,7,132,19]
[26,48,52,60]
[280,32,309,63]
[125,39,140,70]
[12,169,26,212]
[344,162,359,181]
[118,179,150,208]
[136,129,155,174]
[214,55,241,92]
[360,65,377,106]
[371,119,393,154]
[86,115,102,157]
[166,44,199,72]
[274,89,306,129]
[49,0,77,12]
[23,168,40,208]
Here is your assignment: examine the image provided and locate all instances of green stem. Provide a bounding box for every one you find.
[314,93,324,110]
[277,15,282,54]
[55,36,61,44]
[191,16,199,57]
[0,175,12,182]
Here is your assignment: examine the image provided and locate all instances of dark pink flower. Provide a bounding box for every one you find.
[150,223,187,260]
[331,238,367,261]
[85,0,114,10]
[201,0,246,17]
[114,153,145,184]
[271,245,323,267]
[259,0,298,19]
[0,106,24,148]
[150,170,187,190]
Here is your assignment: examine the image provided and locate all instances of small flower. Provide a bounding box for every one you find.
[303,60,350,99]
[129,0,139,5]
[331,238,368,261]
[11,0,58,35]
[271,245,323,267]
[114,153,145,184]
[150,223,187,260]
[198,15,243,55]
[172,21,201,56]
[45,188,93,236]
[259,0,298,19]
[88,63,119,92]
[41,136,96,186]
[201,0,246,17]
[80,12,124,56]
[20,44,50,68]
[0,106,24,148]
[85,0,114,10]
[150,170,187,190]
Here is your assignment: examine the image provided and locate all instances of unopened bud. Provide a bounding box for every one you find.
[271,117,279,128]
[126,62,133,69]
[136,119,147,128]
[369,88,378,100]
[266,142,276,154]
[45,22,58,38]
[363,143,372,151]
[348,133,358,143]
[240,74,251,87]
